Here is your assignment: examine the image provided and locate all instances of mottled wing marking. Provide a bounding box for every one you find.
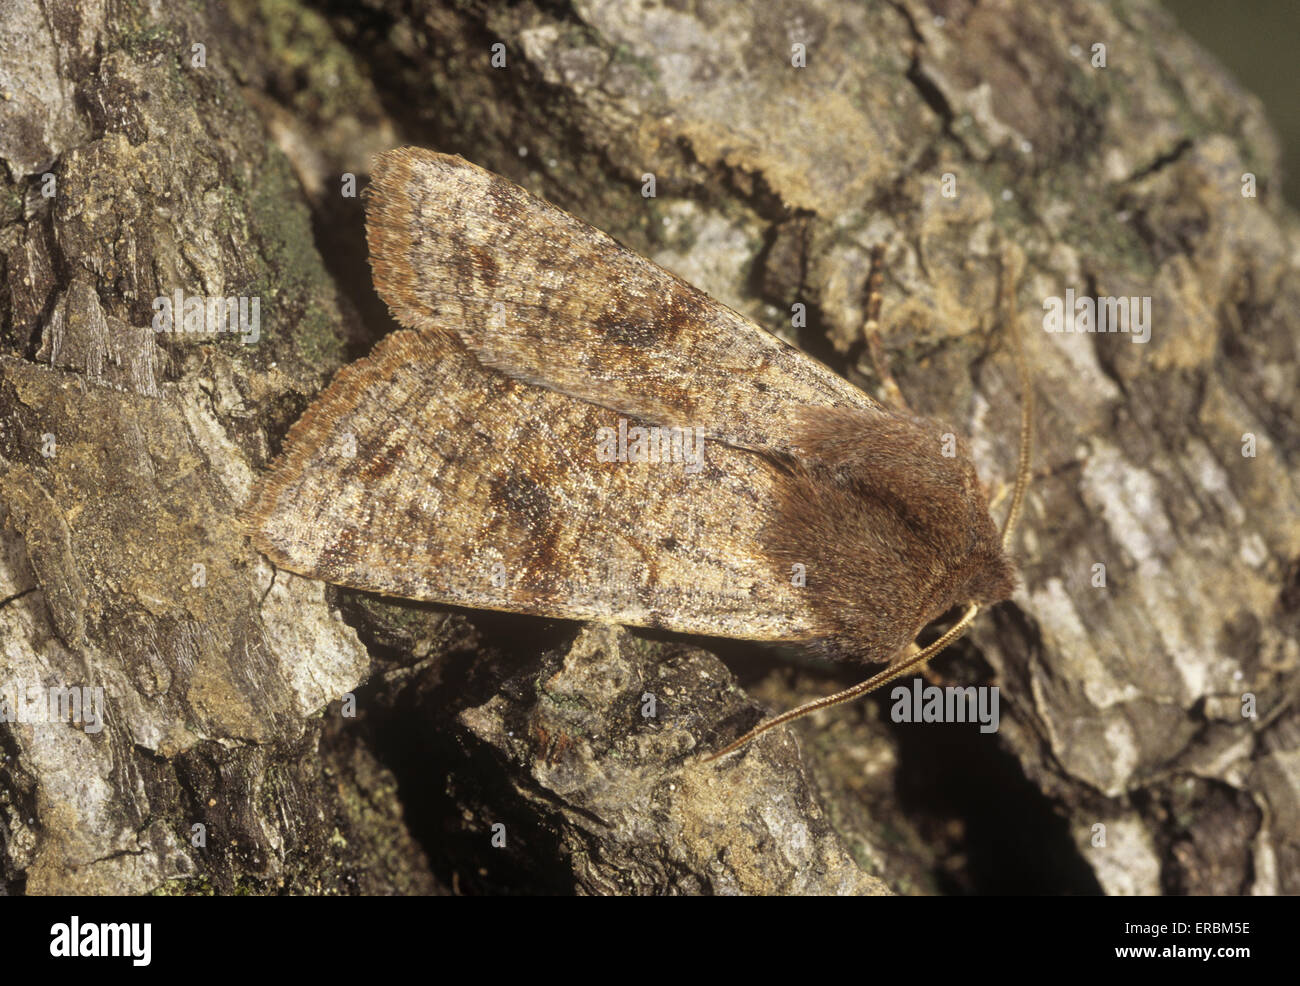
[365,147,877,454]
[246,330,821,641]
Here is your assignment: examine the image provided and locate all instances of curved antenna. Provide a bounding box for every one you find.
[702,603,980,762]
[704,248,1033,764]
[998,250,1033,552]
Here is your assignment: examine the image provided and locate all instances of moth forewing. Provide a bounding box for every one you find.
[248,329,825,639]
[364,147,879,454]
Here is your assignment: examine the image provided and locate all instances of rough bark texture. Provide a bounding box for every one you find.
[0,0,1296,895]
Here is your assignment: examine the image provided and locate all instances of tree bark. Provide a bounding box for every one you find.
[0,0,1295,895]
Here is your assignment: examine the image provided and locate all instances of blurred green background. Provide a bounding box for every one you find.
[1163,0,1300,204]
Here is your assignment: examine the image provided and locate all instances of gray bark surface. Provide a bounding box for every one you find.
[0,0,1295,894]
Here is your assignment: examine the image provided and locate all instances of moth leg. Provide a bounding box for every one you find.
[920,663,950,687]
[860,244,912,413]
[892,639,950,686]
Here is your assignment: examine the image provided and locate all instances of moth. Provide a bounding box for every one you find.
[246,147,1031,760]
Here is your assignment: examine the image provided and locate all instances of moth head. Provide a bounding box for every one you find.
[771,405,1018,660]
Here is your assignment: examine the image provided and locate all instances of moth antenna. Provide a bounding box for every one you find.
[861,244,909,412]
[705,251,1034,765]
[998,250,1033,550]
[703,603,980,762]
[864,243,885,328]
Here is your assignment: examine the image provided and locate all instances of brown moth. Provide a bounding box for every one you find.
[246,146,1030,760]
